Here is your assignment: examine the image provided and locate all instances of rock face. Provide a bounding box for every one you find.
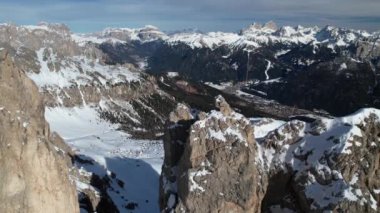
[262,108,380,212]
[160,96,380,212]
[160,96,266,212]
[0,49,79,213]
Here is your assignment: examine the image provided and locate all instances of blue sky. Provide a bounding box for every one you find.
[0,0,379,32]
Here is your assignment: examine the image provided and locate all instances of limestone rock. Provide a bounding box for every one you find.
[161,94,380,213]
[215,95,232,116]
[258,108,380,212]
[169,103,194,123]
[263,21,278,31]
[160,96,266,213]
[0,49,79,213]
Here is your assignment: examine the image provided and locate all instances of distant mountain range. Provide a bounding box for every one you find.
[0,21,379,213]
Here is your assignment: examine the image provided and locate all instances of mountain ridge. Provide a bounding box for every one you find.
[0,20,379,212]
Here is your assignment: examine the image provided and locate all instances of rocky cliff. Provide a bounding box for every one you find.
[160,96,380,212]
[0,49,79,212]
[160,96,266,212]
[259,107,380,212]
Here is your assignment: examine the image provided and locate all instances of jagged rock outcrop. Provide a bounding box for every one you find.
[0,22,80,56]
[356,37,380,59]
[160,96,266,212]
[160,96,380,212]
[0,49,79,212]
[258,108,380,212]
[98,25,167,42]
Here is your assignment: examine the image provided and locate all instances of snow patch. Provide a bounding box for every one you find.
[27,48,141,90]
[274,49,291,58]
[339,63,348,71]
[45,105,164,212]
[251,118,286,138]
[167,72,179,78]
[204,82,232,90]
[264,59,272,80]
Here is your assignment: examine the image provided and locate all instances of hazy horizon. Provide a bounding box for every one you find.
[0,0,379,33]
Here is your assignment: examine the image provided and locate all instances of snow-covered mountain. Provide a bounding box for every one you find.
[63,22,379,117]
[161,97,380,212]
[73,25,168,46]
[0,21,379,213]
[78,21,378,50]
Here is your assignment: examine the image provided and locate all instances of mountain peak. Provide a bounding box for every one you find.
[263,20,278,31]
[240,21,279,36]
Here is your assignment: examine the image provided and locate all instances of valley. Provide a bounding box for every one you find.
[0,21,379,212]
